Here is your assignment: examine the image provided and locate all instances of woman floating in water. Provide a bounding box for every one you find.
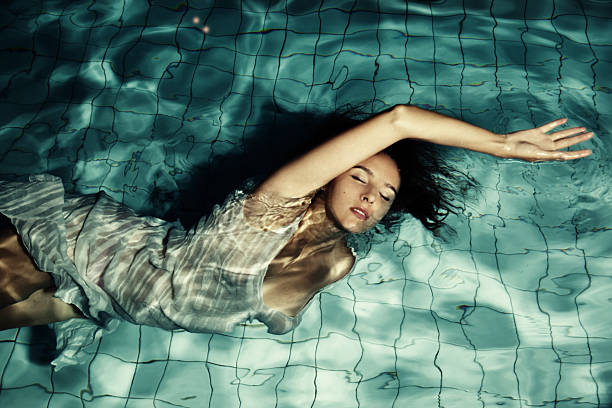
[0,105,593,367]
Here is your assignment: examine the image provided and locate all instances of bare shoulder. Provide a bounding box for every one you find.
[326,240,356,283]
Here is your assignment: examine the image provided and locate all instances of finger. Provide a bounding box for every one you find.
[557,149,593,160]
[549,127,588,141]
[534,149,593,162]
[539,118,568,132]
[553,132,593,149]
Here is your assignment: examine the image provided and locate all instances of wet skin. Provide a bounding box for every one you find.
[262,153,401,316]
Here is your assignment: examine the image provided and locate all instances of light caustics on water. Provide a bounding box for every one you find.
[0,1,610,407]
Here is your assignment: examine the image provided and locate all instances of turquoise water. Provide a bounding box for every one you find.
[1,0,611,406]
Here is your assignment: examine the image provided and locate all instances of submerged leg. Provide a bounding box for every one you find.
[0,215,84,330]
[0,287,83,330]
[0,214,54,308]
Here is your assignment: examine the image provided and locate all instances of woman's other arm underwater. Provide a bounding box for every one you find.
[257,104,593,198]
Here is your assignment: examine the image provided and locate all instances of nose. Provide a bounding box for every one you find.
[361,189,375,204]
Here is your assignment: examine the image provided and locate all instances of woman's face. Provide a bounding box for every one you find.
[325,153,400,233]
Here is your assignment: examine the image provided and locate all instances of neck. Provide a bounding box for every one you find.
[292,192,346,249]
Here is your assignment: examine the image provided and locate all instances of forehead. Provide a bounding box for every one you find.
[355,153,400,188]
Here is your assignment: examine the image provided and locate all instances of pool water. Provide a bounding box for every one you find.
[1,0,611,407]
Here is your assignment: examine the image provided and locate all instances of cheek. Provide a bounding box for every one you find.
[378,203,393,219]
[328,183,352,206]
[372,199,392,218]
[325,187,345,215]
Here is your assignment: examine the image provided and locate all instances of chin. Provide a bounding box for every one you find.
[329,215,359,234]
[344,225,363,234]
[342,220,375,234]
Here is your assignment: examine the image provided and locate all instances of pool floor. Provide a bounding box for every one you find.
[1,0,611,406]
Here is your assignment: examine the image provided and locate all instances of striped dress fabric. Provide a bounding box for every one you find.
[0,174,313,370]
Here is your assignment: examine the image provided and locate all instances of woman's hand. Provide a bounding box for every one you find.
[500,118,593,162]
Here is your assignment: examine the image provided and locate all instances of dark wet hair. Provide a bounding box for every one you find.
[167,102,475,234]
[306,105,478,236]
[381,139,477,232]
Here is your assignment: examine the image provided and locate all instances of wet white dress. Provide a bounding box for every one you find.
[0,174,313,370]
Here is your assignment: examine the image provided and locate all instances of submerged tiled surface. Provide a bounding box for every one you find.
[1,0,611,407]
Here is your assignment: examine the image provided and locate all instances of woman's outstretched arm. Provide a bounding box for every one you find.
[257,105,593,198]
[392,105,593,163]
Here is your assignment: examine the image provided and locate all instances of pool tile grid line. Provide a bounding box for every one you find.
[1,1,611,407]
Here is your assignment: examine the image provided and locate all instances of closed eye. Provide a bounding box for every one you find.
[380,193,390,201]
[352,175,365,183]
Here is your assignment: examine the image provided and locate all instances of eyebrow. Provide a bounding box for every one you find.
[353,165,398,195]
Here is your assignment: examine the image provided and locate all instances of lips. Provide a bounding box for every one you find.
[351,207,369,220]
